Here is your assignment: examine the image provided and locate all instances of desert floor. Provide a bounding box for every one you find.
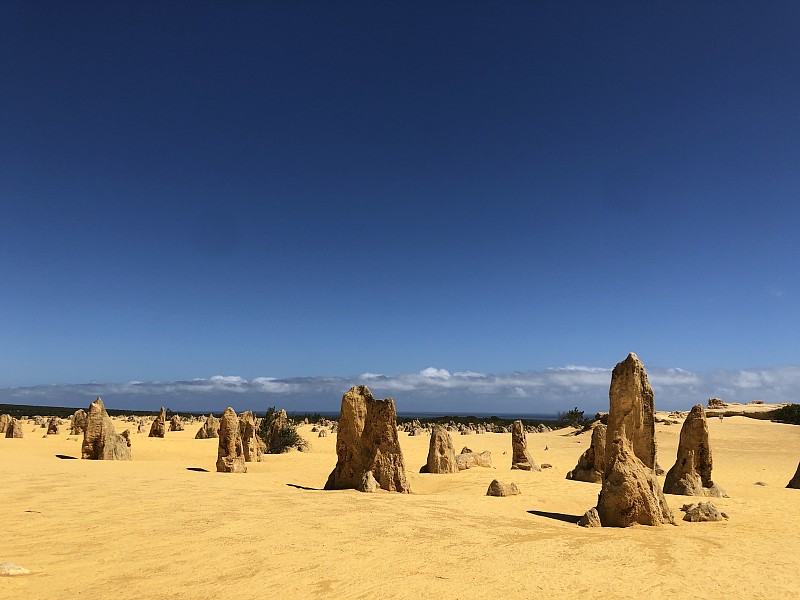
[2,413,799,599]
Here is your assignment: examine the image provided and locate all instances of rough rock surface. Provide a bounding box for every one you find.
[239,410,266,462]
[81,398,132,460]
[149,407,166,438]
[422,425,458,474]
[597,436,674,527]
[216,407,247,473]
[606,353,657,470]
[169,415,184,431]
[664,404,727,498]
[455,450,493,470]
[707,398,727,409]
[195,414,220,439]
[357,471,379,493]
[511,419,540,471]
[788,462,800,489]
[70,409,87,435]
[566,423,606,483]
[46,417,59,435]
[578,507,602,527]
[486,479,520,496]
[324,386,411,493]
[5,417,24,438]
[264,409,292,454]
[681,502,729,522]
[0,413,11,434]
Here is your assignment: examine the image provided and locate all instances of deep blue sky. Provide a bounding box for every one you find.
[1,2,799,411]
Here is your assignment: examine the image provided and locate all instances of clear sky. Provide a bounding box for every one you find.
[1,2,799,413]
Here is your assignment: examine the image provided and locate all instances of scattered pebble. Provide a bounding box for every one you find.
[0,562,31,576]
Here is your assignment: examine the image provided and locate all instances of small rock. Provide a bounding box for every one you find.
[486,479,520,497]
[540,463,553,469]
[755,481,768,486]
[578,507,602,528]
[0,562,31,576]
[680,502,728,522]
[357,470,379,493]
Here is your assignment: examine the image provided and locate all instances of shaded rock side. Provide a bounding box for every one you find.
[566,423,606,483]
[216,407,247,473]
[5,418,24,438]
[606,352,656,470]
[788,462,800,489]
[455,450,493,470]
[169,415,184,431]
[486,480,521,496]
[195,414,220,439]
[422,425,458,474]
[511,419,540,471]
[149,407,166,438]
[70,409,87,435]
[81,397,131,460]
[324,385,411,493]
[664,404,727,498]
[239,410,266,462]
[0,414,11,434]
[596,436,675,527]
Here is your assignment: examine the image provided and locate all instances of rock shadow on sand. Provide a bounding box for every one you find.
[55,454,78,460]
[186,467,210,472]
[527,510,582,524]
[286,483,322,491]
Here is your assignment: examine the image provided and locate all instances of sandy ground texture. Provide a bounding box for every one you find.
[2,412,799,599]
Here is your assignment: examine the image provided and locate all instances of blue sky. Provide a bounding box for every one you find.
[1,2,799,413]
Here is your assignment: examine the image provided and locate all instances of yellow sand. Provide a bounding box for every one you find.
[2,413,799,599]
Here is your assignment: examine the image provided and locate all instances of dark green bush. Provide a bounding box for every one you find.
[773,403,800,425]
[557,406,587,429]
[258,406,308,453]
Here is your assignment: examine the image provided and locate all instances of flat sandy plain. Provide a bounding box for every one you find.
[2,411,799,599]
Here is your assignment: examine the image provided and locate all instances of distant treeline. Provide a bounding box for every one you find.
[0,404,564,427]
[0,403,158,419]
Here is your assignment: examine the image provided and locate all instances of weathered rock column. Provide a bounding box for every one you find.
[664,404,727,497]
[325,386,411,493]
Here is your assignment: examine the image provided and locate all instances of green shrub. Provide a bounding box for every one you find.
[557,406,587,429]
[258,406,308,453]
[773,403,800,425]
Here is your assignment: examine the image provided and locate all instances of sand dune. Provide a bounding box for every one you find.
[2,413,799,599]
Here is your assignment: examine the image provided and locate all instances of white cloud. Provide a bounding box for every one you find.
[3,364,799,414]
[419,367,451,380]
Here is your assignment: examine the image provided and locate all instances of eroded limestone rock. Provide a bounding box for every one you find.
[5,417,24,439]
[456,450,493,470]
[606,352,656,470]
[149,407,166,438]
[664,404,727,498]
[324,386,410,493]
[216,407,246,473]
[596,436,674,527]
[486,479,520,497]
[195,414,220,439]
[81,398,131,460]
[421,425,458,474]
[567,423,606,483]
[511,420,539,471]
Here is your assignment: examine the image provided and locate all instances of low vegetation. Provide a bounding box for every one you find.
[557,406,588,429]
[258,406,308,453]
[773,403,800,425]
